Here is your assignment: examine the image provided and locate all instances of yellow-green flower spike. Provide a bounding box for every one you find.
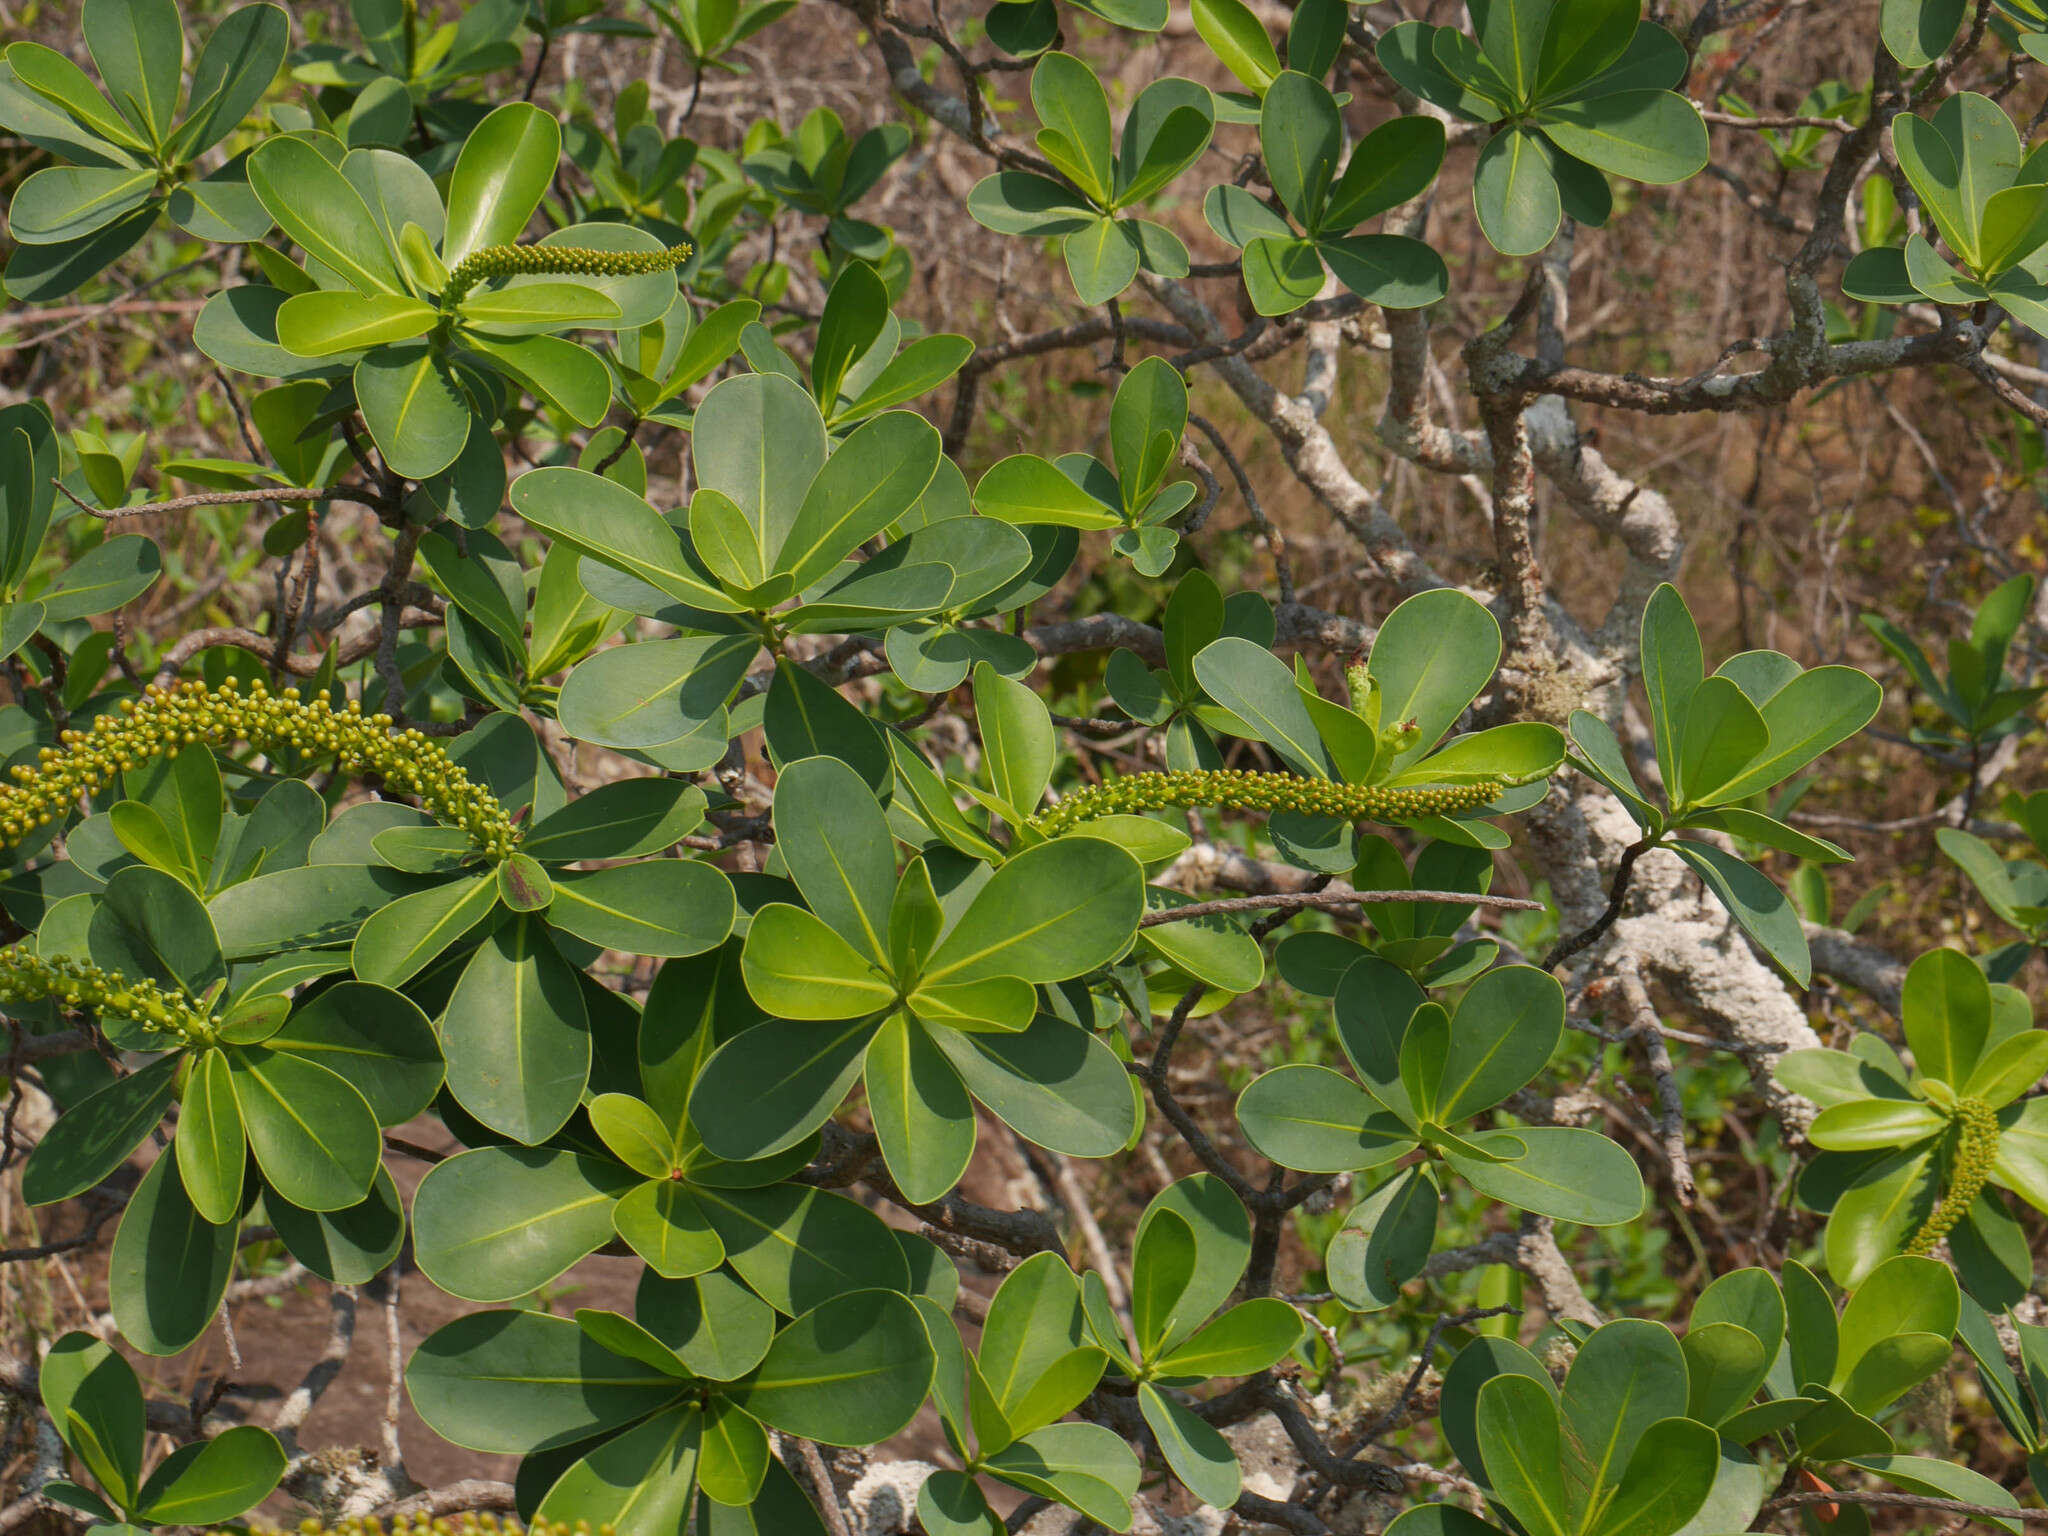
[443,240,692,304]
[270,1516,616,1536]
[0,680,519,859]
[1905,1096,2000,1257]
[0,947,213,1045]
[1028,767,1504,836]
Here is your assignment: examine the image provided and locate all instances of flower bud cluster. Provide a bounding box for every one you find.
[1905,1094,2000,1256]
[274,1518,613,1536]
[444,241,692,304]
[1029,768,1504,835]
[0,680,519,859]
[0,946,211,1045]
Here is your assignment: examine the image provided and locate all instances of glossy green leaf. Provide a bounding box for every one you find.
[729,1289,934,1444]
[108,1150,236,1356]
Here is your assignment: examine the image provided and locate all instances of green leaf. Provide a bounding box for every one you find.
[1477,1373,1572,1536]
[1259,70,1341,229]
[1536,89,1708,183]
[413,1146,638,1303]
[1834,1252,1958,1386]
[975,660,1056,818]
[1138,1381,1240,1508]
[1639,583,1702,801]
[1842,246,1917,304]
[91,863,226,997]
[443,914,591,1145]
[776,411,941,588]
[176,2,289,157]
[350,871,498,988]
[268,1166,407,1286]
[466,332,611,427]
[1901,944,1991,1087]
[109,1150,236,1356]
[1433,964,1563,1121]
[1893,112,1980,266]
[696,1181,909,1314]
[1594,1416,1719,1536]
[1194,636,1332,775]
[1807,1099,1946,1152]
[867,1010,977,1204]
[83,0,181,146]
[730,1289,934,1445]
[512,466,744,614]
[1031,52,1114,203]
[812,261,889,410]
[247,135,405,295]
[21,1054,177,1207]
[1377,22,1508,121]
[1367,589,1504,769]
[690,1009,880,1161]
[6,166,158,245]
[933,1013,1141,1156]
[38,532,160,623]
[534,1404,701,1536]
[274,291,436,357]
[1559,1319,1688,1512]
[920,837,1144,987]
[741,902,896,1020]
[523,780,706,862]
[974,454,1122,529]
[407,1309,687,1455]
[134,1425,285,1526]
[1156,1298,1301,1378]
[1676,675,1768,806]
[1668,839,1810,984]
[693,369,829,580]
[763,660,891,794]
[269,981,443,1126]
[966,172,1097,237]
[1326,1165,1439,1311]
[354,342,473,480]
[613,1181,727,1280]
[1062,216,1141,304]
[1235,1064,1412,1172]
[1192,0,1280,93]
[556,634,756,751]
[1843,1455,2021,1536]
[918,1471,1002,1536]
[771,754,898,961]
[176,1050,245,1225]
[5,41,154,153]
[226,1044,379,1211]
[636,1269,776,1384]
[548,860,736,957]
[1323,115,1447,230]
[1681,1321,1770,1427]
[443,101,562,265]
[40,1331,144,1509]
[1475,125,1561,255]
[1824,1143,1937,1282]
[1318,233,1449,309]
[1445,1126,1646,1225]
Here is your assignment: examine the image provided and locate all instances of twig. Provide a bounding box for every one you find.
[1139,890,1544,928]
[53,480,385,520]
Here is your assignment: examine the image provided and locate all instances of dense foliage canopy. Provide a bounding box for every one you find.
[2,0,2048,1533]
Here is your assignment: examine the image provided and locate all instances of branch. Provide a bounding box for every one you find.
[55,480,387,521]
[1139,890,1544,928]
